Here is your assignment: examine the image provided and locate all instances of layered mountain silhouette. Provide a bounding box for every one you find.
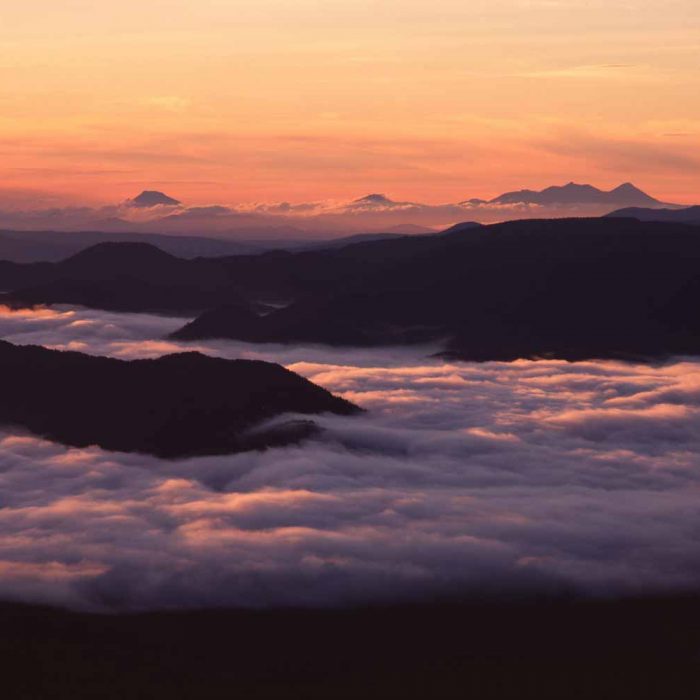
[0,228,438,264]
[483,182,670,207]
[308,183,670,211]
[0,242,237,312]
[4,217,700,361]
[170,218,700,360]
[0,229,263,263]
[0,182,680,235]
[606,205,700,225]
[0,341,358,457]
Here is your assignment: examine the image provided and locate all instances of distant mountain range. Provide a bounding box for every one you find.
[472,181,672,208]
[0,182,687,237]
[0,228,430,264]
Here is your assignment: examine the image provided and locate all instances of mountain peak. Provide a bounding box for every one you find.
[65,241,177,268]
[355,194,394,205]
[130,191,181,208]
[560,182,597,190]
[489,182,661,207]
[607,182,662,205]
[611,182,643,193]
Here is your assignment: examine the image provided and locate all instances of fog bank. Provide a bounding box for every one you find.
[0,305,699,610]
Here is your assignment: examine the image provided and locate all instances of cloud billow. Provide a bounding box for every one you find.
[0,305,699,610]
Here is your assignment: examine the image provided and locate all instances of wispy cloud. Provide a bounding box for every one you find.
[521,63,638,79]
[539,130,700,176]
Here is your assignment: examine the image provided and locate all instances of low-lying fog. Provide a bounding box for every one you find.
[1,304,699,611]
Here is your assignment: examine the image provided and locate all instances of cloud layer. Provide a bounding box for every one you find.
[1,305,699,610]
[0,184,678,237]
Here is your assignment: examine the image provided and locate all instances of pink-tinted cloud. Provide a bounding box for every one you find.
[0,305,699,610]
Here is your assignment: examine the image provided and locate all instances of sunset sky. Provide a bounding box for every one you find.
[1,0,699,207]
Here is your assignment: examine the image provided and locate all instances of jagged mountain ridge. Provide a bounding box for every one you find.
[484,182,670,207]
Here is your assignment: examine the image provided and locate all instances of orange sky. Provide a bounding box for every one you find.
[1,1,699,207]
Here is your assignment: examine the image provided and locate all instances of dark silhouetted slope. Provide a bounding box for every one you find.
[0,341,359,457]
[489,182,672,207]
[606,205,700,225]
[173,303,262,340]
[1,242,237,313]
[129,191,181,208]
[173,218,700,361]
[5,218,700,361]
[437,221,483,236]
[0,228,262,263]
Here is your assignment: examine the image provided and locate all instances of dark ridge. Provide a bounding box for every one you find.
[296,231,408,250]
[171,217,700,360]
[64,240,177,265]
[0,241,237,313]
[489,181,669,207]
[0,228,262,264]
[4,217,700,362]
[0,341,359,458]
[0,230,459,313]
[605,205,700,225]
[172,303,261,340]
[437,220,483,235]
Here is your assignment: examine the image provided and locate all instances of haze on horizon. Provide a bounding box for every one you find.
[1,0,699,209]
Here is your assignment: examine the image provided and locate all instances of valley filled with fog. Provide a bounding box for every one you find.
[1,304,699,611]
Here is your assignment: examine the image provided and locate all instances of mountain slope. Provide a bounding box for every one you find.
[2,232,459,312]
[489,182,668,207]
[1,242,237,313]
[0,229,261,264]
[606,205,700,225]
[129,191,181,208]
[0,341,359,457]
[172,217,700,360]
[5,217,700,362]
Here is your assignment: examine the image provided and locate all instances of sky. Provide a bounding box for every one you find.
[1,1,699,208]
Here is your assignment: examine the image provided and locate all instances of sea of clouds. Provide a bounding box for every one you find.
[1,304,699,611]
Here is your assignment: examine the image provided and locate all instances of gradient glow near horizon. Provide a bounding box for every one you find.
[1,1,699,207]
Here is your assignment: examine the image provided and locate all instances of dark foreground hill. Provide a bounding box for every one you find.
[2,596,700,699]
[0,341,358,457]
